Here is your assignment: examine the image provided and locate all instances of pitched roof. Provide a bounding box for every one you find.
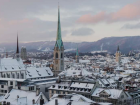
[1,89,48,105]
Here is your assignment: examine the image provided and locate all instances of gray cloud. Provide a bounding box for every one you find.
[0,0,137,42]
[71,27,94,36]
[121,23,140,29]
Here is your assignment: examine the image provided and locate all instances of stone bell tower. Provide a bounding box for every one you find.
[116,45,121,65]
[53,5,64,77]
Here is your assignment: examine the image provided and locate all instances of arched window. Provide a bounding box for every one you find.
[56,53,58,58]
[61,53,63,58]
[13,74,15,78]
[17,73,19,79]
[21,73,24,79]
[3,74,5,78]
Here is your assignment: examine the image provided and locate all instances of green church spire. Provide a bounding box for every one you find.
[55,5,63,49]
[76,47,79,56]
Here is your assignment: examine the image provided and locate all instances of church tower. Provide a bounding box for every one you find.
[53,5,64,77]
[75,47,79,63]
[116,46,121,65]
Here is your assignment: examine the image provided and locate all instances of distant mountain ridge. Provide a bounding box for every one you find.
[1,36,140,53]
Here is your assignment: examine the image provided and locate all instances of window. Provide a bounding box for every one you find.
[30,86,34,90]
[17,73,19,79]
[1,85,4,88]
[13,74,15,78]
[56,53,58,58]
[63,91,65,94]
[10,81,13,85]
[121,95,124,98]
[3,74,5,78]
[61,60,63,65]
[5,90,7,93]
[52,90,54,94]
[61,53,63,58]
[21,73,24,79]
[45,88,48,92]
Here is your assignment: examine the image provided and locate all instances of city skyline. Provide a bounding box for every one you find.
[0,0,140,43]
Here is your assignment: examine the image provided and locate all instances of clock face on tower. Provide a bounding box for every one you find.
[55,60,58,64]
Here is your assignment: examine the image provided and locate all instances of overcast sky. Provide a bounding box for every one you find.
[0,0,140,43]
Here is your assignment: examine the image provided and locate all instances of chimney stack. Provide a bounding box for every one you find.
[7,102,10,105]
[32,99,35,105]
[40,95,44,105]
[17,95,19,99]
[3,101,6,105]
[36,87,40,96]
[55,99,58,105]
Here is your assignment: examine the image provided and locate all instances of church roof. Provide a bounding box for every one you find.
[55,6,64,49]
[0,58,25,71]
[26,67,53,79]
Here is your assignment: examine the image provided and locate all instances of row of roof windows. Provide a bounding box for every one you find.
[3,66,21,70]
[51,85,91,92]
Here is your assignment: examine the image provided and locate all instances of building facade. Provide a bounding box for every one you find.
[21,47,27,60]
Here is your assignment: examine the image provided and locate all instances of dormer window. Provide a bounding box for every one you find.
[52,85,55,88]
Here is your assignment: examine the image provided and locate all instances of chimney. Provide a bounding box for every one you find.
[40,95,44,105]
[68,101,72,105]
[36,87,40,96]
[3,101,6,105]
[55,99,58,105]
[58,76,61,82]
[32,99,35,105]
[17,95,19,99]
[7,102,10,105]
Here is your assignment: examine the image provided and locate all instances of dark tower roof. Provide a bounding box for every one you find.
[117,45,119,51]
[16,34,19,54]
